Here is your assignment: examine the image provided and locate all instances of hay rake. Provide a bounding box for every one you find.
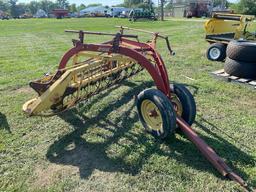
[23,26,253,191]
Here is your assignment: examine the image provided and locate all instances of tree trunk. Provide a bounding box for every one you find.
[160,0,164,21]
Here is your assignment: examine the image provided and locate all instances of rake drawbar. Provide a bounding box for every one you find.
[177,117,250,190]
[23,26,252,191]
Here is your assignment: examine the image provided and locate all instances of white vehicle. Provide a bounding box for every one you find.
[110,7,131,17]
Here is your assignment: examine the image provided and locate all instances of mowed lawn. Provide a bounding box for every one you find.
[0,18,255,192]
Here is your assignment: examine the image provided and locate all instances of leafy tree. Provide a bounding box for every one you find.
[235,0,256,15]
[28,1,39,15]
[69,3,77,12]
[40,0,57,14]
[9,0,18,17]
[40,0,48,13]
[123,0,143,8]
[77,3,86,11]
[165,1,174,10]
[16,3,27,15]
[213,0,228,8]
[87,3,102,7]
[56,0,69,9]
[112,3,125,7]
[0,0,9,12]
[48,1,58,12]
[123,0,155,9]
[138,1,154,10]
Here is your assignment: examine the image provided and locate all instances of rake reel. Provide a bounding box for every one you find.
[23,26,253,191]
[24,51,142,116]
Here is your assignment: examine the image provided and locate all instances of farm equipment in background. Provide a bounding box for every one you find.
[204,13,255,61]
[128,0,157,21]
[186,0,212,18]
[0,12,9,20]
[52,9,69,19]
[23,26,253,191]
[129,9,157,21]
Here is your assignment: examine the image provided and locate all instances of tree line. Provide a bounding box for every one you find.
[162,0,256,15]
[0,0,151,18]
[0,0,255,18]
[0,0,103,17]
[229,0,256,15]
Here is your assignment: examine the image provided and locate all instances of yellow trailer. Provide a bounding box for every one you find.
[204,13,255,61]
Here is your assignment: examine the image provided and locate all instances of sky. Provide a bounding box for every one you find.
[18,0,238,6]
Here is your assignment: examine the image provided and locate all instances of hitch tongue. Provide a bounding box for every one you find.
[217,159,245,184]
[227,171,247,189]
[176,117,252,191]
[218,159,250,191]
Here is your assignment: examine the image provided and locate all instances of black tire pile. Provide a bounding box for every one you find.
[224,40,256,79]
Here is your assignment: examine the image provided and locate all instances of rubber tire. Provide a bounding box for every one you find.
[170,84,196,126]
[226,40,256,63]
[224,57,256,79]
[136,88,176,139]
[206,43,226,61]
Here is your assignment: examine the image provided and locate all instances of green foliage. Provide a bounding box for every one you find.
[0,0,156,17]
[15,3,28,15]
[213,0,228,7]
[234,0,256,15]
[124,0,145,8]
[27,1,38,14]
[1,0,56,16]
[9,0,18,17]
[87,3,102,8]
[123,0,154,12]
[0,0,9,12]
[56,0,69,9]
[77,3,86,11]
[1,0,75,16]
[69,3,77,13]
[112,3,125,7]
[40,0,57,14]
[165,2,173,10]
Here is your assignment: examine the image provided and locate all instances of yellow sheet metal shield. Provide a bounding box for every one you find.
[205,13,255,42]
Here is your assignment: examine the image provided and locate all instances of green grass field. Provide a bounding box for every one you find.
[0,18,255,192]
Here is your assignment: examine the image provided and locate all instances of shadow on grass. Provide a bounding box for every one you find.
[193,118,255,182]
[46,80,254,185]
[195,116,255,154]
[0,112,11,133]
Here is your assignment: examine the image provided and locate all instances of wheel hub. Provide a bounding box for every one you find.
[171,95,183,117]
[141,99,163,133]
[209,47,221,60]
[149,109,158,118]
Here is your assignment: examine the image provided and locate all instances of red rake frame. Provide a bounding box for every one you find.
[61,27,173,98]
[60,27,250,190]
[30,26,253,191]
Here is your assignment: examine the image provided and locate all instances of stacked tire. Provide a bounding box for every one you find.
[224,40,256,79]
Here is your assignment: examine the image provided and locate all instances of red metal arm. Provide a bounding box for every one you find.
[58,42,169,94]
[177,117,249,190]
